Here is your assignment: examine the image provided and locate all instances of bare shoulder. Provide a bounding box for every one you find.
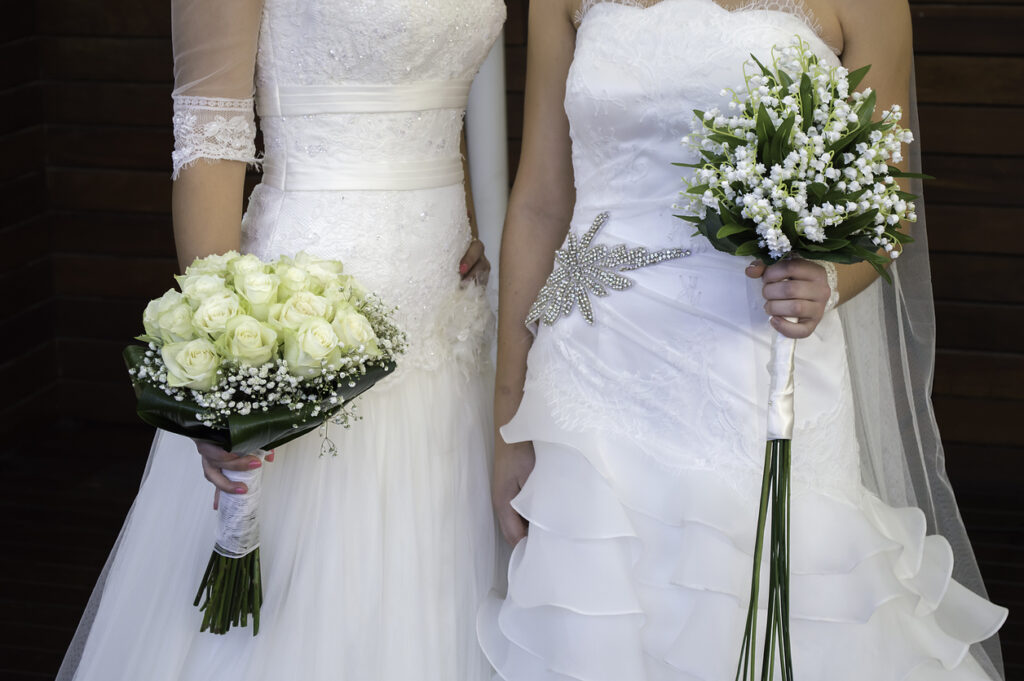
[831,0,911,44]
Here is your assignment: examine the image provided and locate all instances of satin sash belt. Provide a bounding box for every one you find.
[257,80,469,191]
[261,158,463,192]
[256,80,473,116]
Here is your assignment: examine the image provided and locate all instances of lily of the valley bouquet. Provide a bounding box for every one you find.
[124,250,405,636]
[675,37,923,680]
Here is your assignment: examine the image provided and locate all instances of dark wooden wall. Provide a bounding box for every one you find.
[0,0,1020,678]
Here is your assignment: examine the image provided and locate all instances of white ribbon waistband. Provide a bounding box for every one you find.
[257,80,473,117]
[261,157,464,191]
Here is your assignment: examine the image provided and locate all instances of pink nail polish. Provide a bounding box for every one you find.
[459,263,469,274]
[234,486,246,494]
[248,460,261,469]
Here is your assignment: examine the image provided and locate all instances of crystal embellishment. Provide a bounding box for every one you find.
[526,212,690,326]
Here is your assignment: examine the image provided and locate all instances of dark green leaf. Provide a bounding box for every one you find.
[799,73,814,132]
[846,64,871,92]
[716,223,752,239]
[733,239,763,257]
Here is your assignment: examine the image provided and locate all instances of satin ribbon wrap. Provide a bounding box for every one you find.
[766,324,797,441]
[214,451,267,559]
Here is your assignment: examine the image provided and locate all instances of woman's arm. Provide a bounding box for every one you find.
[172,162,246,270]
[492,0,578,546]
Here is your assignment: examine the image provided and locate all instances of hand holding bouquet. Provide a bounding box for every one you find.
[675,37,924,680]
[125,250,405,635]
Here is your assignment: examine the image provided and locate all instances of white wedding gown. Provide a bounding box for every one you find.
[478,1,1007,679]
[59,1,505,680]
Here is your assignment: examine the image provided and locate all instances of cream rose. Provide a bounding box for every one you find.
[268,291,331,331]
[143,289,190,341]
[227,253,266,282]
[215,315,278,366]
[235,271,280,321]
[177,273,229,308]
[283,318,341,377]
[332,309,381,357]
[276,263,314,298]
[192,290,242,338]
[294,252,344,291]
[184,250,240,276]
[161,338,221,391]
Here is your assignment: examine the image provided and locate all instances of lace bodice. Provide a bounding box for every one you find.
[171,0,505,375]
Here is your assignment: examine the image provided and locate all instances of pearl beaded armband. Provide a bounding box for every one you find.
[821,261,839,312]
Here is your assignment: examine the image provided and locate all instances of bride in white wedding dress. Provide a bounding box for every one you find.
[58,1,505,680]
[481,0,1007,679]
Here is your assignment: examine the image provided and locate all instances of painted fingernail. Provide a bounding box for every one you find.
[459,263,469,274]
[234,486,246,494]
[248,460,261,469]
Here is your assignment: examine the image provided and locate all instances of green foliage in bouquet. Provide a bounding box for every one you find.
[676,37,927,282]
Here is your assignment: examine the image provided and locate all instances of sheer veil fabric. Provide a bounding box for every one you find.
[842,68,1005,678]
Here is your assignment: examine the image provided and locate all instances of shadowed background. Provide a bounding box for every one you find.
[0,0,1021,678]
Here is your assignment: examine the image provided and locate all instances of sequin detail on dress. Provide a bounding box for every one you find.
[526,212,689,326]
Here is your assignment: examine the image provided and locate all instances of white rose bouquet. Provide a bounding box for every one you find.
[125,251,405,636]
[675,38,926,681]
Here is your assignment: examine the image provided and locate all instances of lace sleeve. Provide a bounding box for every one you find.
[170,0,264,178]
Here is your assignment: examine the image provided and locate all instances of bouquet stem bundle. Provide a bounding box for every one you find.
[737,437,793,681]
[193,454,265,634]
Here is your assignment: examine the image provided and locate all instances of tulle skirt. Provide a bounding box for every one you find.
[60,362,496,681]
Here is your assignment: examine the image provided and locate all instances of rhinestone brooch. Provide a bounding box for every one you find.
[526,212,690,326]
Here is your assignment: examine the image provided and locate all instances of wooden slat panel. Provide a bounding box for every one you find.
[0,384,58,442]
[0,302,53,360]
[0,344,58,400]
[59,379,138,423]
[934,350,1024,400]
[0,83,43,135]
[926,205,1024,255]
[52,253,177,299]
[52,211,174,256]
[919,105,1024,156]
[56,338,129,382]
[0,38,39,89]
[912,4,1024,55]
[41,37,171,83]
[0,215,49,275]
[934,396,1024,446]
[946,444,1024,496]
[48,168,170,213]
[0,172,46,229]
[46,82,169,127]
[37,0,170,37]
[935,302,1024,353]
[921,154,1024,206]
[0,127,45,182]
[56,298,149,340]
[916,56,1024,106]
[931,253,1024,303]
[47,126,171,171]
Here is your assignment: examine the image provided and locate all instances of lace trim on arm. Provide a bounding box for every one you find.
[171,96,260,179]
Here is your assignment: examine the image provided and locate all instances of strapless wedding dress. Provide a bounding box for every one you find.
[59,1,505,680]
[478,1,1006,679]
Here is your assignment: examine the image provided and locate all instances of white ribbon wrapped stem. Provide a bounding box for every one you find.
[766,323,797,441]
[214,451,266,558]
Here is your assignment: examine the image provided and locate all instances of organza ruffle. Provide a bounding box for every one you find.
[478,389,1007,681]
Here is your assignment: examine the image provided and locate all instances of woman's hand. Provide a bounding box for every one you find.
[193,441,274,509]
[459,238,490,286]
[745,259,831,339]
[492,438,535,546]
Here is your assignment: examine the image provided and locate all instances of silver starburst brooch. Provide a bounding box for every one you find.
[526,212,690,326]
